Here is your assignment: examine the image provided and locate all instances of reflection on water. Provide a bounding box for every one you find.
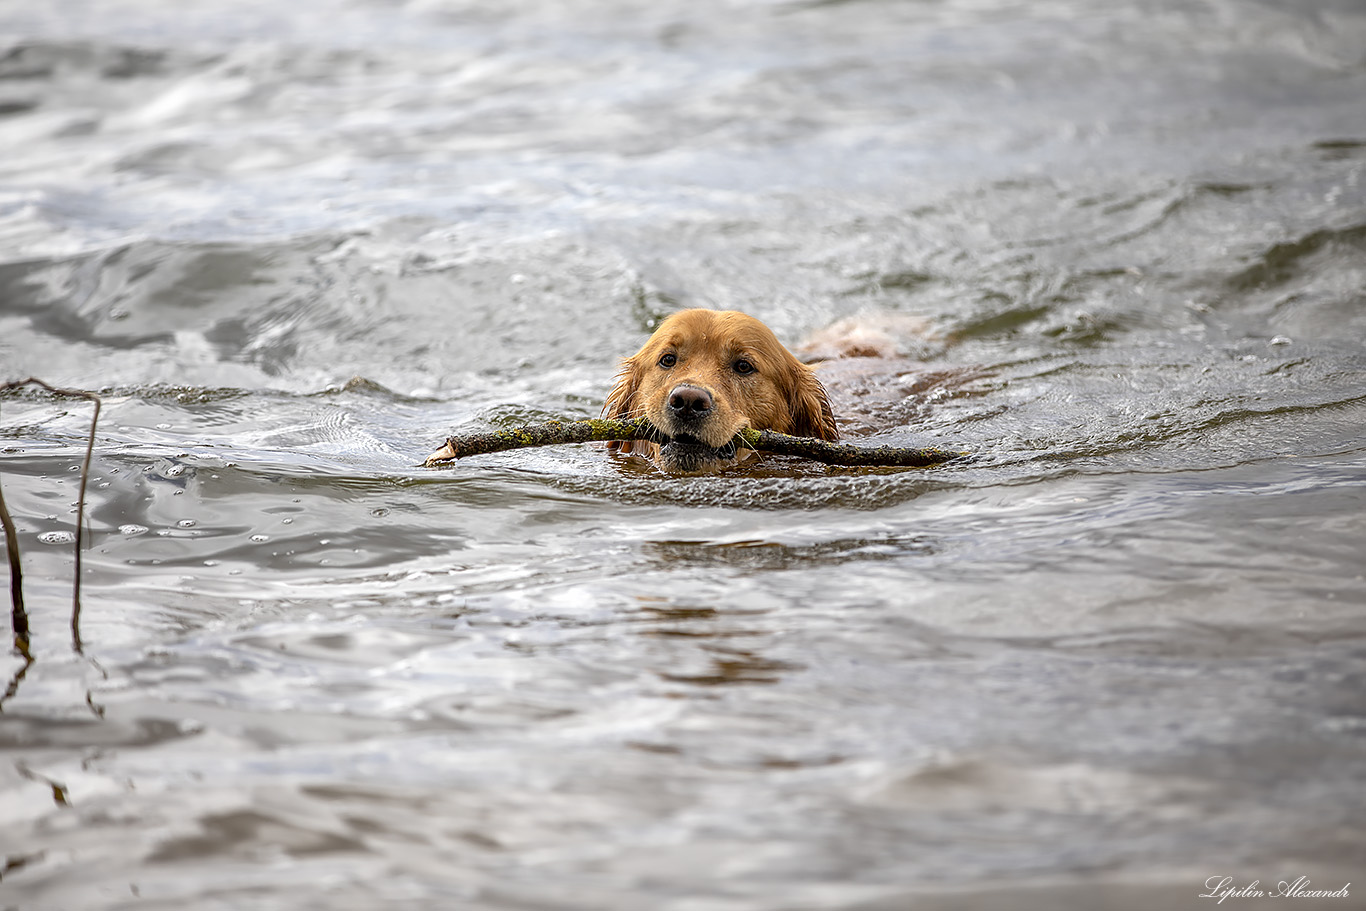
[3,0,1366,908]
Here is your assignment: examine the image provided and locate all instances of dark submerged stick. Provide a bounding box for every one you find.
[738,428,963,467]
[424,418,963,468]
[0,378,103,654]
[0,473,26,658]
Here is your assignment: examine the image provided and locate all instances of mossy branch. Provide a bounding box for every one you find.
[424,418,964,468]
[425,418,661,464]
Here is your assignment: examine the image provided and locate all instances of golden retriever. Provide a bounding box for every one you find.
[603,308,838,473]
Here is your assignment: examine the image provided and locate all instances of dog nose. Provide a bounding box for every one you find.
[667,384,713,418]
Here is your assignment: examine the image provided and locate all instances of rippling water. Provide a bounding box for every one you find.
[2,1,1365,908]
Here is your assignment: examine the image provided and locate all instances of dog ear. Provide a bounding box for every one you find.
[603,356,641,419]
[789,366,840,441]
[603,356,645,452]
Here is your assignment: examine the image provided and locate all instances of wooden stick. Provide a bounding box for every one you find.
[738,428,964,467]
[425,418,661,464]
[424,418,963,468]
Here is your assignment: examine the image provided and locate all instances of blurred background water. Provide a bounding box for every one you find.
[2,1,1365,908]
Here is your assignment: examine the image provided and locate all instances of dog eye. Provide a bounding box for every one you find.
[658,353,676,368]
[733,358,755,375]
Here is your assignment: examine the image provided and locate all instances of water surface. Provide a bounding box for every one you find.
[2,1,1365,908]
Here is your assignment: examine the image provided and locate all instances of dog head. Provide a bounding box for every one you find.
[604,309,838,472]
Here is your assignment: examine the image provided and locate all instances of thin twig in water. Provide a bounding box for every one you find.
[0,472,27,659]
[0,378,102,655]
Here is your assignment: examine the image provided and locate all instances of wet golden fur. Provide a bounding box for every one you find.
[603,309,838,473]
